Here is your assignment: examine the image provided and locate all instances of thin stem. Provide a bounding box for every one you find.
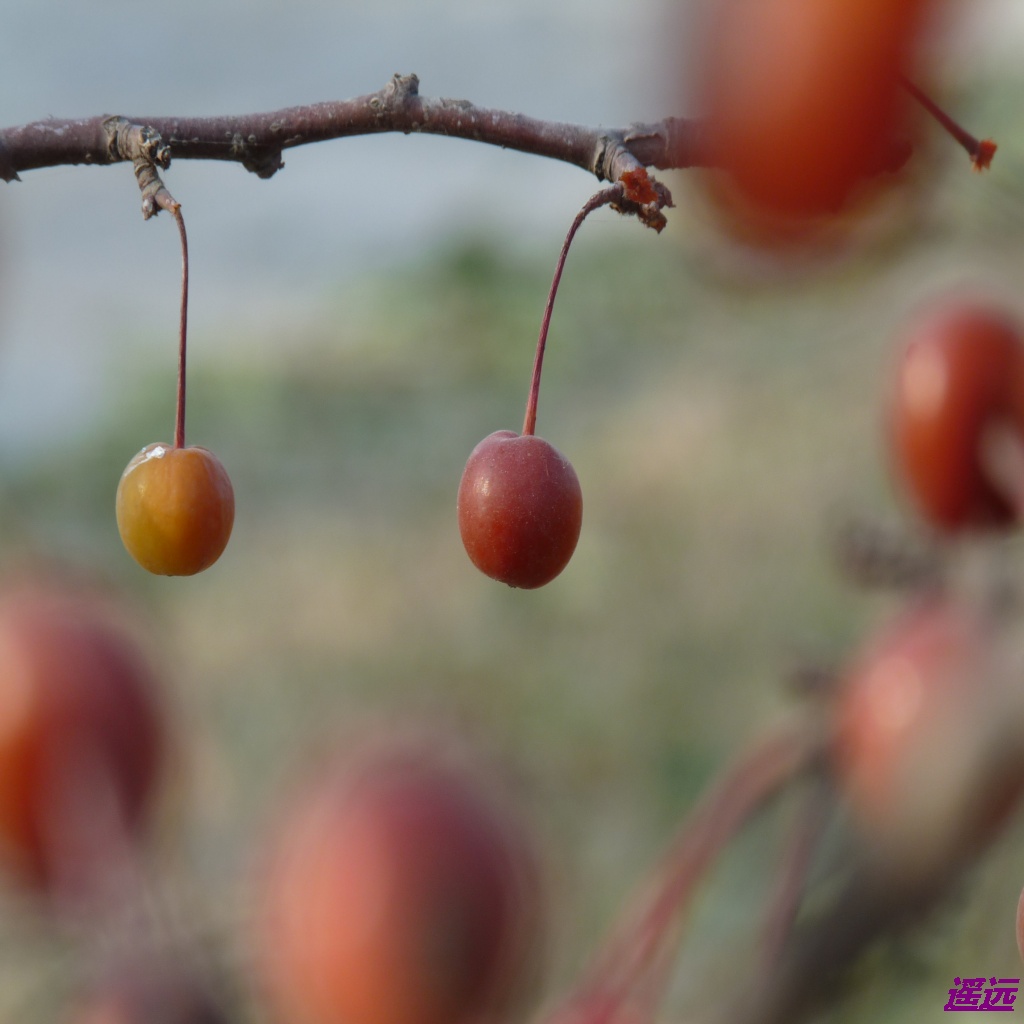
[723,861,957,1024]
[171,204,188,450]
[758,779,833,973]
[549,715,823,1024]
[522,185,623,437]
[901,77,997,171]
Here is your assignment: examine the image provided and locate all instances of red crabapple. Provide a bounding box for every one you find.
[888,299,1024,532]
[117,205,234,577]
[0,576,164,898]
[256,736,541,1024]
[832,596,1019,873]
[455,190,620,590]
[690,0,933,242]
[458,430,582,589]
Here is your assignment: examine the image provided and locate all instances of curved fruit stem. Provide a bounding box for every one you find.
[171,203,189,450]
[757,778,833,974]
[548,714,823,1024]
[522,184,624,437]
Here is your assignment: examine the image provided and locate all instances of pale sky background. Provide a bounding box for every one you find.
[0,0,1018,457]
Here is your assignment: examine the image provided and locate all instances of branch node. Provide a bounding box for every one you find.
[613,170,675,232]
[373,72,422,121]
[243,149,285,179]
[386,72,420,104]
[372,73,424,134]
[227,130,283,178]
[104,116,171,168]
[592,134,612,180]
[135,155,178,220]
[102,117,179,219]
[594,136,675,231]
[598,140,671,232]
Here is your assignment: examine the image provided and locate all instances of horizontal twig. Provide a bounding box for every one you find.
[0,72,706,186]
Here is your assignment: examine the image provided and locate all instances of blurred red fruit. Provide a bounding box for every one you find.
[691,0,933,242]
[256,735,541,1024]
[0,575,164,899]
[833,596,1019,872]
[889,299,1024,532]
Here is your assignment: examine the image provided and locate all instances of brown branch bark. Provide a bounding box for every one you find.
[0,73,702,199]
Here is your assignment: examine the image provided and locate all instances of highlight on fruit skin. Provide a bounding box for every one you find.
[888,298,1024,533]
[254,731,543,1024]
[831,595,1023,876]
[116,442,235,576]
[457,430,583,589]
[0,573,165,899]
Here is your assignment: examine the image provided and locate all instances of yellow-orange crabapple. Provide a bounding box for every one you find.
[116,443,234,577]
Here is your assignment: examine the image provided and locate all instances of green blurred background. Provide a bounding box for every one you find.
[2,2,1024,1021]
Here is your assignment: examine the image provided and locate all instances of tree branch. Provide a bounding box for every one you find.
[0,73,698,214]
